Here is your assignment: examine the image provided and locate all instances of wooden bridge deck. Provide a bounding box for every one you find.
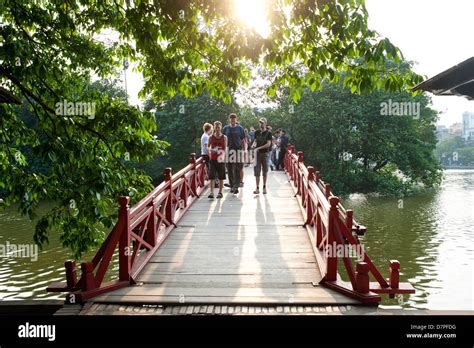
[92,167,357,305]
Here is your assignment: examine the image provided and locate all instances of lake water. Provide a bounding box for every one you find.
[344,169,473,310]
[0,170,472,310]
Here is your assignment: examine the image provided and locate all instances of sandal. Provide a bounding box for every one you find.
[208,193,214,199]
[216,192,223,199]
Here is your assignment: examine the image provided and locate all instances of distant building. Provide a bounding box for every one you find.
[448,122,464,136]
[462,111,474,141]
[435,125,449,141]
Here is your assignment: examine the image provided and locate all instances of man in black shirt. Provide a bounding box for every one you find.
[251,117,272,194]
[277,129,289,171]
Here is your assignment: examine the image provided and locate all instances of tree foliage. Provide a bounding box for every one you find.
[436,136,474,166]
[261,69,441,195]
[0,0,423,256]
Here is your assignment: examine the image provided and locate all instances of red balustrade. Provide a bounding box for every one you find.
[284,145,415,304]
[47,153,208,302]
[47,145,414,305]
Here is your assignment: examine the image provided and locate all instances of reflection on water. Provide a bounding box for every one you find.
[0,203,68,300]
[344,170,474,310]
[0,202,118,301]
[0,170,473,309]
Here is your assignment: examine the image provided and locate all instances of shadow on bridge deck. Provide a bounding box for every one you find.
[91,167,357,306]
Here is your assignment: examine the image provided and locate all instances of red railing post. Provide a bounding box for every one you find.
[316,209,323,250]
[118,196,131,282]
[326,195,340,281]
[65,261,77,289]
[146,200,157,248]
[389,260,400,289]
[81,262,95,291]
[314,171,323,248]
[288,145,295,180]
[297,151,304,163]
[180,162,188,209]
[345,209,353,233]
[305,166,315,225]
[296,151,304,195]
[190,153,197,195]
[355,262,370,293]
[200,158,207,187]
[164,168,174,224]
[325,183,331,198]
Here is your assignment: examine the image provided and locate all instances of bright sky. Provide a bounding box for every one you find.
[125,0,474,125]
[365,0,474,126]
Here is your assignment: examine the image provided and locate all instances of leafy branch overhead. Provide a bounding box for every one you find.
[0,0,422,257]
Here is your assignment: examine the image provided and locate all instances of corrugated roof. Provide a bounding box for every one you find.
[412,57,474,100]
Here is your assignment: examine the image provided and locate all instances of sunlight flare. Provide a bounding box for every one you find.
[233,0,271,38]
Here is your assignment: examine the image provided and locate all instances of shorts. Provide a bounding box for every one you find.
[254,151,269,177]
[209,160,226,180]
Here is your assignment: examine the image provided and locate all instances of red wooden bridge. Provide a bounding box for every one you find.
[47,146,414,309]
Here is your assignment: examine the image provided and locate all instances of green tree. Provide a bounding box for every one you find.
[0,0,422,256]
[435,136,465,165]
[454,147,474,165]
[264,71,441,195]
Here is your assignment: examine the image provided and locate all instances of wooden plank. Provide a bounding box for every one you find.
[167,231,307,236]
[136,283,316,289]
[158,242,311,248]
[151,246,314,253]
[183,211,301,216]
[150,250,315,258]
[169,227,306,232]
[159,236,310,243]
[169,225,306,230]
[149,256,317,264]
[139,268,320,276]
[175,219,304,224]
[141,262,319,272]
[93,294,357,305]
[138,273,320,284]
[93,286,341,298]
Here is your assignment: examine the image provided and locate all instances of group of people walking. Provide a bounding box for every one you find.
[200,113,289,199]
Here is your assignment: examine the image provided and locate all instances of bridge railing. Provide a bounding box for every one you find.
[47,153,208,302]
[284,145,415,304]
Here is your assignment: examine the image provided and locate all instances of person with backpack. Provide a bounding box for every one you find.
[251,117,272,194]
[223,113,246,194]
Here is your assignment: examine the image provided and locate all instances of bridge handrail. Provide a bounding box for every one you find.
[129,158,199,217]
[47,153,209,302]
[284,144,414,303]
